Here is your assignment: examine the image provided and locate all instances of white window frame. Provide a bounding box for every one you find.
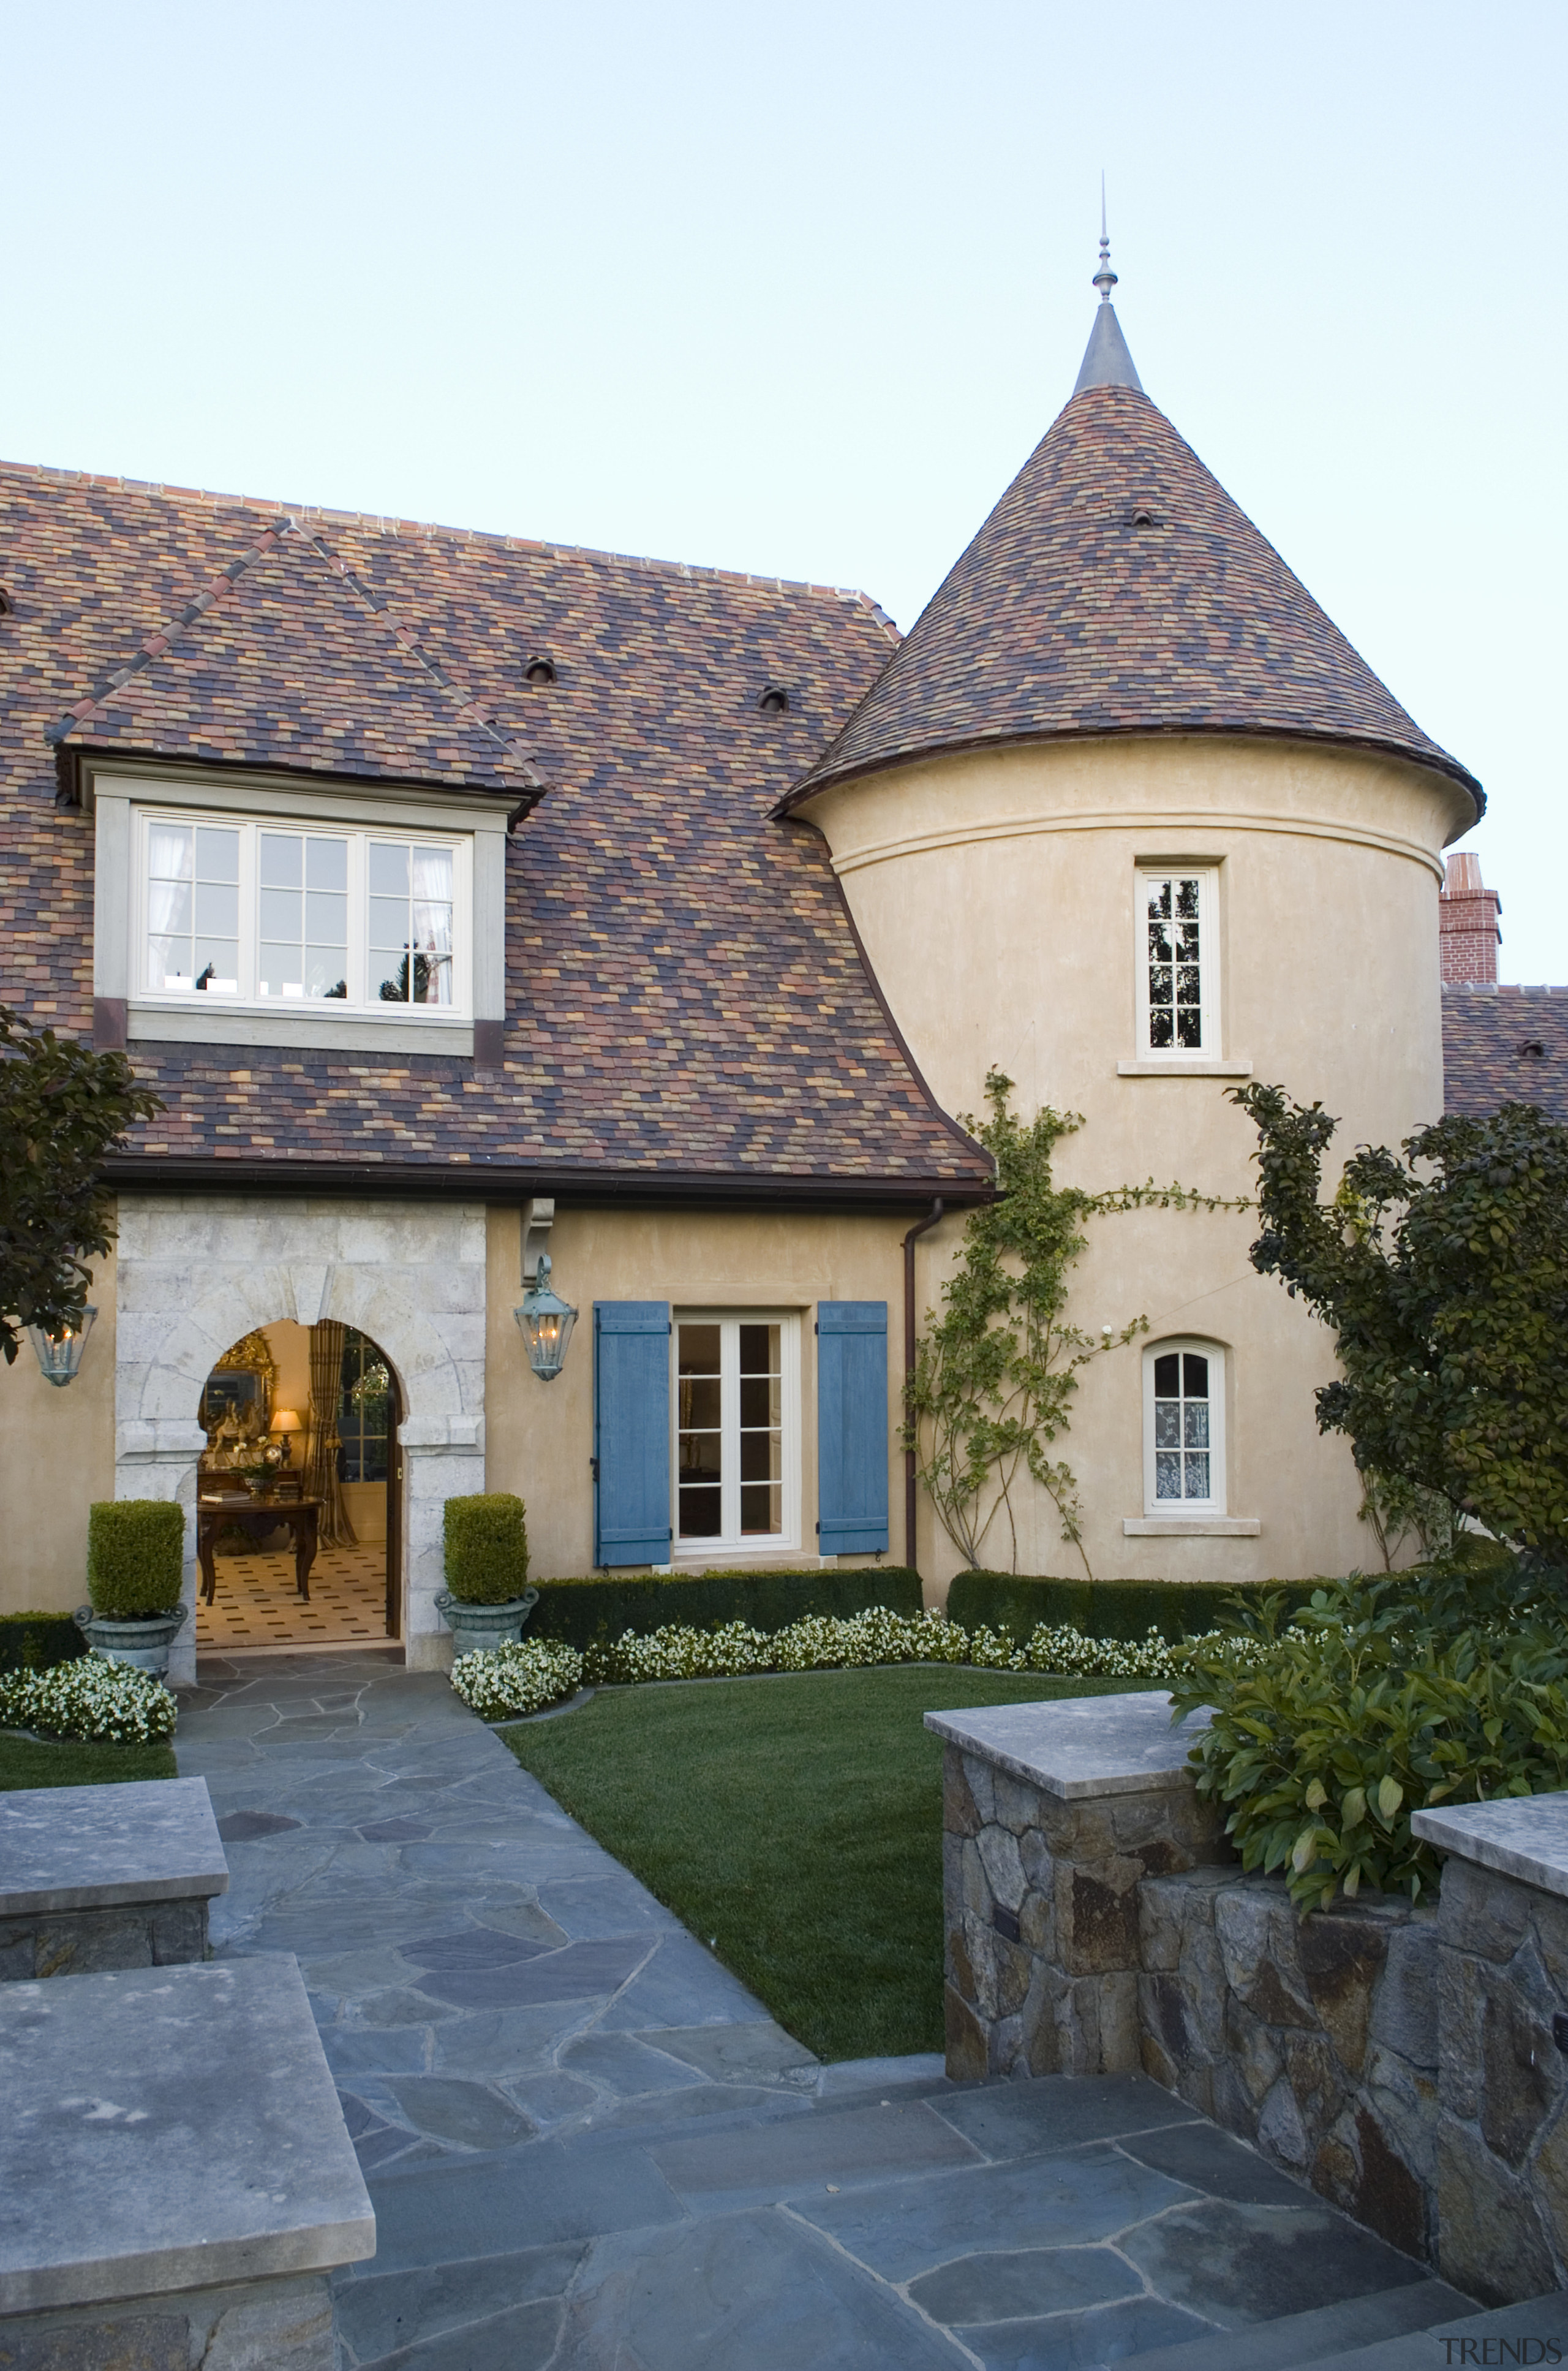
[132,806,473,1019]
[1133,864,1221,1064]
[1142,1337,1227,1517]
[86,759,509,1057]
[670,1309,801,1562]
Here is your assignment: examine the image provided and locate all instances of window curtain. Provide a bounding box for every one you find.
[305,1320,358,1548]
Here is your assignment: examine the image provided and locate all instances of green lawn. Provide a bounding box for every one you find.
[0,1734,178,1791]
[502,1665,1133,2061]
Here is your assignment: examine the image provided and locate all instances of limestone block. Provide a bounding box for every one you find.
[943,1752,980,1840]
[990,1774,1041,1838]
[1137,1875,1187,1973]
[976,1826,1027,1915]
[1298,1906,1395,2078]
[1437,2112,1558,2306]
[961,1754,995,1829]
[1225,1996,1284,2106]
[1258,2073,1310,2165]
[1369,1916,1440,2071]
[1439,1856,1532,1964]
[943,1984,989,2082]
[1478,1967,1559,2166]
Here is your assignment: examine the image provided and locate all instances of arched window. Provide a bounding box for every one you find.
[1144,1339,1226,1515]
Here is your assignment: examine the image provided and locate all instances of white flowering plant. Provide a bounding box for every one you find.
[449,1638,585,1722]
[0,1657,178,1744]
[448,1603,1237,1722]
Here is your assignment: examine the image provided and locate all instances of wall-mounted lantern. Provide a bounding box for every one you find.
[27,1306,97,1388]
[514,1254,577,1382]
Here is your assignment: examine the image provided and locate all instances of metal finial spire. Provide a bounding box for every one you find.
[1093,175,1117,304]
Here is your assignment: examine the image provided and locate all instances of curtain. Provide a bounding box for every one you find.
[305,1320,358,1548]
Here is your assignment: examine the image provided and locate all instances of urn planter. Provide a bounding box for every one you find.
[74,1602,189,1677]
[434,1587,538,1658]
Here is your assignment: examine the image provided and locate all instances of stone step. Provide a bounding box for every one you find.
[1289,2290,1568,2370]
[1120,2278,1479,2371]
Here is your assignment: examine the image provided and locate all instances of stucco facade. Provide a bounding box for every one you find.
[786,731,1475,1587]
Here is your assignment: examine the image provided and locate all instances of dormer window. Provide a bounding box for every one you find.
[758,686,790,715]
[140,811,463,1010]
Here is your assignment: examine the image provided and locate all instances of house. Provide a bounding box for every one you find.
[0,251,1528,1682]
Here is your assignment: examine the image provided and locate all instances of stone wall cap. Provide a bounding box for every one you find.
[1412,1791,1568,1900]
[0,1778,228,1916]
[924,1690,1212,1798]
[0,1953,374,2314]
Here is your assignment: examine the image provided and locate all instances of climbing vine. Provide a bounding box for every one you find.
[904,1069,1247,1578]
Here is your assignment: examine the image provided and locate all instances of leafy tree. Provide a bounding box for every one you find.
[1233,1084,1568,1560]
[0,1007,162,1364]
[905,1069,1242,1576]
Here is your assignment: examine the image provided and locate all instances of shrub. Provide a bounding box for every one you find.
[948,1570,1319,1646]
[449,1638,583,1721]
[1170,1565,1568,1909]
[0,1658,177,1743]
[449,1601,1195,1721]
[528,1565,922,1652]
[0,1611,86,1673]
[443,1494,530,1605]
[86,1502,184,1618]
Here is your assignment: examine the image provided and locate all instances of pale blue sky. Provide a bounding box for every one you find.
[4,1,1562,978]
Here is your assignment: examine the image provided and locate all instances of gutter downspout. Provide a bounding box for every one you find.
[902,1198,944,1575]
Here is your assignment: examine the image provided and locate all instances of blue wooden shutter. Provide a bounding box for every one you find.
[816,1300,890,1555]
[594,1302,671,1567]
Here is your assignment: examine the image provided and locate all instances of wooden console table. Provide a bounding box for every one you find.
[197,1496,322,1605]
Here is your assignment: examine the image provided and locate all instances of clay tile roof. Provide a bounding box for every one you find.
[777,382,1482,816]
[0,462,992,1192]
[1443,985,1568,1126]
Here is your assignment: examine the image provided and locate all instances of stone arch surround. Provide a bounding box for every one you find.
[115,1195,486,1684]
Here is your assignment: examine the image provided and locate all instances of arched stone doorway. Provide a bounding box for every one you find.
[192,1320,404,1654]
[112,1195,486,1687]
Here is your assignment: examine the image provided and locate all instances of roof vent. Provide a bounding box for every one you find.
[0,587,13,616]
[1125,505,1162,529]
[758,685,790,715]
[1518,1039,1547,1059]
[525,656,557,686]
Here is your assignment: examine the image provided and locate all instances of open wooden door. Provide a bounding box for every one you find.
[385,1363,404,1640]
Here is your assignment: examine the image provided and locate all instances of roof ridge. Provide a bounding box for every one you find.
[0,455,897,626]
[300,529,547,794]
[45,518,292,747]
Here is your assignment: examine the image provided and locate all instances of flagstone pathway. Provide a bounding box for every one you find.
[176,1650,1485,2370]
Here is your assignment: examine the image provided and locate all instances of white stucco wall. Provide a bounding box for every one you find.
[114,1195,486,1682]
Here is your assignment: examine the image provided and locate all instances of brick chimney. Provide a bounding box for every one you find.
[1441,852,1501,986]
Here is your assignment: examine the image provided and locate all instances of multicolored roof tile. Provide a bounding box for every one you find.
[1443,985,1568,1126]
[0,461,991,1193]
[777,382,1482,815]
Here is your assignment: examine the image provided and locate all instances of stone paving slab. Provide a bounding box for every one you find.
[0,1953,372,2314]
[0,1777,227,1913]
[176,1652,1474,2369]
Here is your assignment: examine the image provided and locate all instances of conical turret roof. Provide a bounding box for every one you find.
[778,333,1481,817]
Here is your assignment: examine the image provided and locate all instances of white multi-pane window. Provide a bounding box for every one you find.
[673,1314,799,1552]
[137,811,467,1013]
[1137,869,1218,1056]
[1144,1341,1226,1513]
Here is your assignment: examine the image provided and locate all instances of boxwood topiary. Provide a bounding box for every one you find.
[443,1494,530,1605]
[527,1565,922,1652]
[86,1502,186,1619]
[946,1570,1321,1646]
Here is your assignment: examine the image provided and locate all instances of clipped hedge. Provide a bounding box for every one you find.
[946,1570,1322,1646]
[86,1502,185,1619]
[443,1494,530,1605]
[528,1565,923,1652]
[0,1612,86,1674]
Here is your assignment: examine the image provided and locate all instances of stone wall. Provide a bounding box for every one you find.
[941,1739,1439,2260]
[0,1894,207,1981]
[1434,1856,1568,2307]
[937,1701,1568,2302]
[1139,1866,1438,2261]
